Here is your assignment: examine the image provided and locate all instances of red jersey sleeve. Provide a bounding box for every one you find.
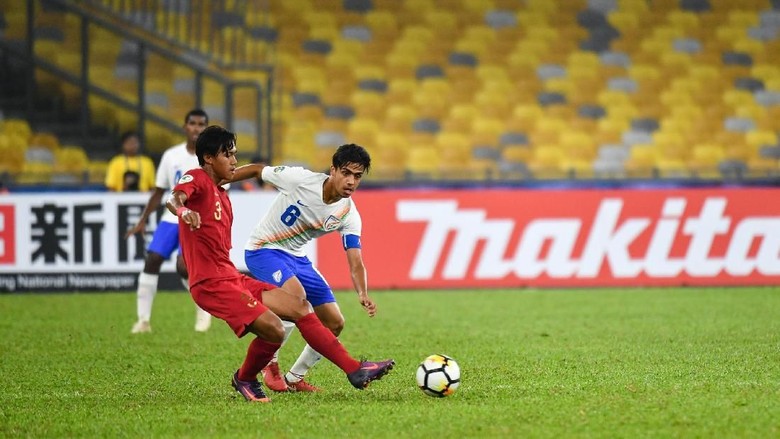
[173,170,201,200]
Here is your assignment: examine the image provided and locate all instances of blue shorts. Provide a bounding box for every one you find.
[147,221,180,258]
[244,248,335,307]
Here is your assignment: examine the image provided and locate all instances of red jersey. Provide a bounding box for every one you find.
[173,168,236,287]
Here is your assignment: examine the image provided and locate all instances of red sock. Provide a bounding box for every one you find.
[237,337,282,382]
[296,313,360,374]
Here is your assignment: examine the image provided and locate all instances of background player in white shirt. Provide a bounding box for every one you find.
[243,144,376,392]
[126,109,213,334]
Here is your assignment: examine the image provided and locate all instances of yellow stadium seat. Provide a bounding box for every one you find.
[423,10,457,31]
[625,144,658,177]
[689,144,725,178]
[353,65,386,81]
[88,160,109,185]
[1,119,33,141]
[385,78,417,104]
[462,0,495,14]
[440,104,477,134]
[325,57,358,86]
[406,146,440,179]
[525,26,559,43]
[16,162,53,185]
[385,52,417,80]
[528,145,566,178]
[383,105,417,133]
[444,158,491,180]
[560,131,597,159]
[365,10,399,40]
[502,144,532,164]
[412,91,448,120]
[54,146,89,173]
[454,39,489,57]
[419,78,451,97]
[0,134,27,172]
[746,130,778,151]
[371,145,408,180]
[346,118,380,146]
[722,89,754,109]
[399,25,434,44]
[29,133,60,151]
[751,64,780,82]
[608,11,640,32]
[531,118,567,145]
[506,105,544,132]
[435,132,470,153]
[470,118,504,146]
[462,25,497,46]
[598,90,633,108]
[350,91,386,120]
[473,91,512,120]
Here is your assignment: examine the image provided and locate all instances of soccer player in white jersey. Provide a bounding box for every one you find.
[126,109,214,334]
[243,144,375,392]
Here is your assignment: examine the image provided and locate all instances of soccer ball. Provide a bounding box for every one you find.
[415,354,460,397]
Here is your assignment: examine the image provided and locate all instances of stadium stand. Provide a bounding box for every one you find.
[2,0,780,186]
[252,0,780,181]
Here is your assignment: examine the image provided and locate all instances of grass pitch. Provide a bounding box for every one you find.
[1,287,779,438]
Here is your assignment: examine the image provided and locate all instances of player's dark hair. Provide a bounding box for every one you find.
[196,125,236,166]
[332,143,371,173]
[185,108,209,124]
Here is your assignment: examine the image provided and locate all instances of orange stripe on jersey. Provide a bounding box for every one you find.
[248,204,352,249]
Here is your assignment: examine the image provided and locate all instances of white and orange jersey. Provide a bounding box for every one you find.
[244,166,362,256]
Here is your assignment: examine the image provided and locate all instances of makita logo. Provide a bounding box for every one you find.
[397,198,780,280]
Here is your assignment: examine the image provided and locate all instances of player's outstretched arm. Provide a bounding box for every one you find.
[220,162,266,185]
[125,187,166,239]
[166,190,201,230]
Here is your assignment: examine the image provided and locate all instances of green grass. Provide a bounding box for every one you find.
[1,287,779,438]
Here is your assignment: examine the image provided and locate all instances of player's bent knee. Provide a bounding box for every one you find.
[175,258,188,279]
[144,253,164,273]
[325,317,344,335]
[250,311,285,342]
[288,299,315,321]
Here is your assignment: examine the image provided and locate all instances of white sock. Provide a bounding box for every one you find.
[272,320,297,363]
[195,305,211,326]
[136,272,158,322]
[286,344,322,383]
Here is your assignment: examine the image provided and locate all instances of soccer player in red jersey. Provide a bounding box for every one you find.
[166,126,393,402]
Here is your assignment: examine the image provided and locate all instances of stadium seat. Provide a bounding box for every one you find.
[0,134,27,172]
[528,145,567,179]
[0,119,33,142]
[382,104,417,133]
[406,146,440,179]
[346,118,380,147]
[29,133,60,151]
[470,118,504,147]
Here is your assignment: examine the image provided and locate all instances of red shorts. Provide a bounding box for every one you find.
[190,274,278,337]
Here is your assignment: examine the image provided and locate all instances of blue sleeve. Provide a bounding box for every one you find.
[342,234,362,250]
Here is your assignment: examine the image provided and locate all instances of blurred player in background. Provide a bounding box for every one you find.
[167,126,393,401]
[244,144,377,393]
[126,109,213,334]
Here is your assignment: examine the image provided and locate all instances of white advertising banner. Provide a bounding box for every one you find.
[0,192,315,291]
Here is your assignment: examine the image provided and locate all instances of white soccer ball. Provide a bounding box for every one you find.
[415,354,461,397]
